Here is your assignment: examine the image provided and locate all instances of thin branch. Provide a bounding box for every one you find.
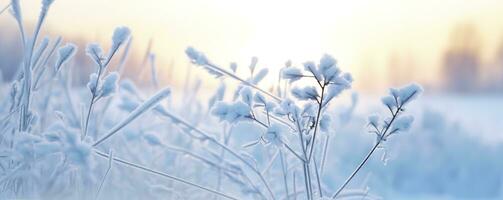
[95,150,113,200]
[331,105,402,199]
[0,3,10,15]
[93,150,238,200]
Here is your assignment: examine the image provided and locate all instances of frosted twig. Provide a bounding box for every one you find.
[93,88,170,146]
[93,150,238,200]
[95,150,113,200]
[0,3,10,15]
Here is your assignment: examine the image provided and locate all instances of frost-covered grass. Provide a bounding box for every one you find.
[3,0,499,200]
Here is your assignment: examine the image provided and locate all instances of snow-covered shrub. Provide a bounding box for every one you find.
[186,47,422,200]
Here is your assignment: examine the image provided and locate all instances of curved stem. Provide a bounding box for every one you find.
[331,106,402,199]
[94,150,238,200]
[307,85,325,162]
[157,110,276,200]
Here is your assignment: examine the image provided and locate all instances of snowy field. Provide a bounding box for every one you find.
[1,0,502,200]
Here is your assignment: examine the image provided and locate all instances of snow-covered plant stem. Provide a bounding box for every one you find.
[95,150,113,200]
[185,47,280,102]
[93,150,238,200]
[18,0,55,132]
[279,149,290,199]
[331,84,422,199]
[154,108,276,200]
[83,27,129,140]
[93,88,170,146]
[330,105,401,199]
[307,83,326,163]
[83,62,104,139]
[0,3,10,15]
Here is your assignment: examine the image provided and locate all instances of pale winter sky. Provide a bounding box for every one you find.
[2,0,503,90]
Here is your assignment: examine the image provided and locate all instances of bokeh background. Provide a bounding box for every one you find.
[1,0,503,199]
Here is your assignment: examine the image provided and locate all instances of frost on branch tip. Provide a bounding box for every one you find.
[240,86,253,106]
[10,0,22,22]
[262,123,286,146]
[368,114,380,128]
[112,26,131,49]
[251,68,268,84]
[185,46,208,66]
[303,61,322,81]
[249,56,258,74]
[282,67,303,83]
[391,115,414,133]
[86,72,120,99]
[211,101,251,124]
[185,47,223,77]
[382,83,423,110]
[230,62,238,73]
[86,43,104,66]
[274,99,300,117]
[291,86,319,101]
[87,73,98,94]
[42,0,55,13]
[100,72,120,98]
[55,43,77,72]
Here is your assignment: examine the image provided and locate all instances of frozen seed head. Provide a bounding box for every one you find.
[86,43,104,66]
[112,26,131,49]
[381,95,397,110]
[100,72,120,98]
[185,46,208,66]
[304,61,322,81]
[392,115,414,132]
[368,114,380,128]
[396,83,423,105]
[87,73,98,95]
[385,83,423,108]
[263,123,286,146]
[42,0,55,12]
[249,56,258,73]
[275,98,300,116]
[291,86,319,101]
[211,101,251,124]
[10,0,22,22]
[282,67,303,83]
[55,43,77,72]
[319,54,337,74]
[240,86,253,106]
[230,62,238,73]
[252,68,268,84]
[254,92,266,105]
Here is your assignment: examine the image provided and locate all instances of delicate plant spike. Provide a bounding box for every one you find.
[55,43,77,72]
[9,0,21,23]
[249,56,258,75]
[282,67,304,83]
[230,62,238,73]
[99,72,120,98]
[93,88,170,146]
[0,3,10,16]
[112,26,131,50]
[331,83,422,199]
[262,123,285,146]
[86,43,104,66]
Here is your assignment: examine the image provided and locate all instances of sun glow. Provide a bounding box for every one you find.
[4,0,503,89]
